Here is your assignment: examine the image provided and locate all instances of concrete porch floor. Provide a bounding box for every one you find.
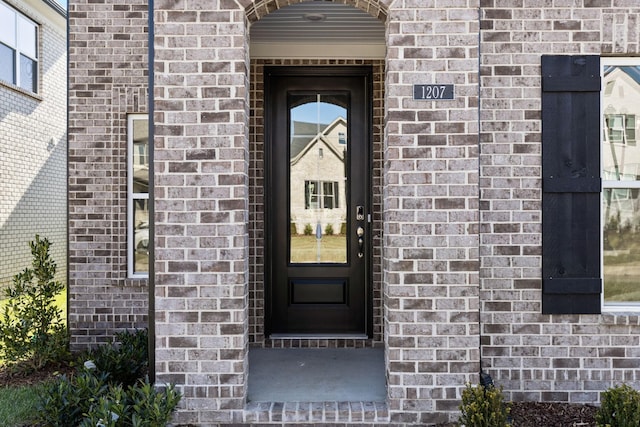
[248,348,386,402]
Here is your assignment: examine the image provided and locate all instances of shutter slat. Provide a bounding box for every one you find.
[542,76,600,92]
[543,177,601,193]
[543,278,601,294]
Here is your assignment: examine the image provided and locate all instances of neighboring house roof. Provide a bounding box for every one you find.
[43,0,66,17]
[290,117,347,166]
[604,65,640,86]
[290,120,326,159]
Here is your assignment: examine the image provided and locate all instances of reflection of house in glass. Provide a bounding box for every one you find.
[290,117,347,235]
[130,116,149,273]
[603,66,640,228]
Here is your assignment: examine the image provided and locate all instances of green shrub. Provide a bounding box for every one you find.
[89,329,149,386]
[38,372,181,427]
[325,223,334,235]
[37,371,109,427]
[304,224,313,235]
[458,382,511,427]
[0,235,69,373]
[290,222,297,235]
[37,330,180,427]
[596,384,640,427]
[128,381,182,427]
[340,222,347,235]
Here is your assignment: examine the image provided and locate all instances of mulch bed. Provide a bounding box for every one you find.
[510,401,598,426]
[0,362,75,387]
[436,401,598,426]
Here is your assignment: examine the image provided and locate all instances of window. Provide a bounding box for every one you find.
[602,59,640,308]
[605,114,636,145]
[304,180,339,210]
[0,1,38,93]
[128,114,149,277]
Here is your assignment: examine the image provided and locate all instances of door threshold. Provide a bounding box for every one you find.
[244,400,389,424]
[269,333,369,339]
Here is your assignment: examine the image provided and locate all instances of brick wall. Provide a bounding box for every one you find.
[0,0,66,291]
[67,0,149,348]
[479,0,640,403]
[384,2,481,423]
[151,0,483,424]
[152,1,250,424]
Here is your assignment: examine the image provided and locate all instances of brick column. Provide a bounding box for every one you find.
[384,2,481,424]
[153,2,249,424]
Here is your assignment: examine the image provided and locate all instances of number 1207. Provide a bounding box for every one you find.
[413,84,454,100]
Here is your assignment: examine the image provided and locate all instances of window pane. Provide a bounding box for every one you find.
[19,54,35,92]
[289,93,348,263]
[0,42,14,84]
[132,118,149,193]
[603,64,640,305]
[603,188,640,303]
[323,181,334,209]
[17,15,36,58]
[0,3,15,47]
[603,66,640,181]
[626,115,636,145]
[133,200,149,274]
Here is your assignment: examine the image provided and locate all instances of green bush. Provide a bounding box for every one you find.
[89,329,149,386]
[325,223,334,235]
[304,224,313,235]
[458,382,511,427]
[37,329,181,427]
[0,235,69,373]
[38,371,180,427]
[37,370,109,427]
[340,222,347,235]
[596,384,640,427]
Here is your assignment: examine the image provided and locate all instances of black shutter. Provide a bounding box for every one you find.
[542,55,602,314]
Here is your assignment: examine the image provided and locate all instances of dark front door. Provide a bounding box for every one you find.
[266,66,372,336]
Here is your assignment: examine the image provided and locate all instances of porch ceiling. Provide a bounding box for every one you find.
[249,1,385,44]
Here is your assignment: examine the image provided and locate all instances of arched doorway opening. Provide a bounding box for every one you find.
[245,0,388,404]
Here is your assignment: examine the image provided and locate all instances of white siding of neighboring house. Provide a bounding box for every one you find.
[0,0,66,290]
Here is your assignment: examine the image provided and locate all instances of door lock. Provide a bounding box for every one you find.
[357,226,365,258]
[356,205,365,221]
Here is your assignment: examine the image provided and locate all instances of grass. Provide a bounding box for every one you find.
[603,229,640,302]
[0,288,68,426]
[290,235,347,263]
[0,384,44,427]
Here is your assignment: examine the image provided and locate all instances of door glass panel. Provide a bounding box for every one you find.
[289,93,348,264]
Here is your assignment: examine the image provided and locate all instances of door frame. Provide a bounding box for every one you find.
[263,66,374,337]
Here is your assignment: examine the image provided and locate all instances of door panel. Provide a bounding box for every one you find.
[266,67,372,336]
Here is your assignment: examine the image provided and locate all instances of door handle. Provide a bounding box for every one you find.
[357,226,364,258]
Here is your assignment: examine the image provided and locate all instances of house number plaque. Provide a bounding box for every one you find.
[413,84,454,100]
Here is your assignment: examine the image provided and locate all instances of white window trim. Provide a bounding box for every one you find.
[128,114,149,279]
[601,57,640,312]
[0,1,39,93]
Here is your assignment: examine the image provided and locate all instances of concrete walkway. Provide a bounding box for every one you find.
[248,348,386,402]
